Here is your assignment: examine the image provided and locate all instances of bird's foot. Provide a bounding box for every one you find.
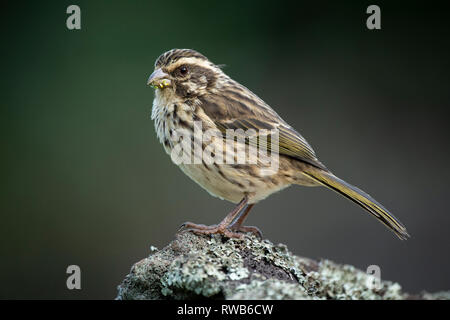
[230,224,263,239]
[178,222,259,239]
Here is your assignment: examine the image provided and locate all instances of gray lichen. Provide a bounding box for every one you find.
[116,232,448,300]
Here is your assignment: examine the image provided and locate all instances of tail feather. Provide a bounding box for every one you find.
[302,168,409,240]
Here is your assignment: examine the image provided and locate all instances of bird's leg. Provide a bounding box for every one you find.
[179,197,251,239]
[229,204,262,238]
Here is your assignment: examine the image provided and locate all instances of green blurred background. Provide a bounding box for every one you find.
[1,0,449,299]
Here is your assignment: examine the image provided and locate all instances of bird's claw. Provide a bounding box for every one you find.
[177,221,261,240]
[177,222,245,239]
[230,225,263,239]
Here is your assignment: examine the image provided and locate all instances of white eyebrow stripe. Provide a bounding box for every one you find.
[168,57,216,71]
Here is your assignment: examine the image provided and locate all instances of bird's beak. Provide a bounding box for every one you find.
[147,68,171,89]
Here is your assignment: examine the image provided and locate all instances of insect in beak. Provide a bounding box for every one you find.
[147,68,171,89]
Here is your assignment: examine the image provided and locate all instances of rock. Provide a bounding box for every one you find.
[116,232,448,300]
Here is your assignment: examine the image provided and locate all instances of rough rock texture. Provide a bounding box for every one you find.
[116,232,448,300]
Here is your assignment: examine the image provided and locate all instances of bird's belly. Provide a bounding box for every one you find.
[153,103,294,204]
[177,162,291,204]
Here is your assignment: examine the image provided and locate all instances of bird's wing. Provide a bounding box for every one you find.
[199,92,327,170]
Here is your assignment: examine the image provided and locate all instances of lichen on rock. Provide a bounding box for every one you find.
[116,232,448,300]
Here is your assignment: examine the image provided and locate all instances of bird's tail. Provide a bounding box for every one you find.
[301,168,409,240]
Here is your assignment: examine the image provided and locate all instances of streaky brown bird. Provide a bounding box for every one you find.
[147,48,409,240]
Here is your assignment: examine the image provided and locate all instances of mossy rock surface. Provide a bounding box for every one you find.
[116,232,448,300]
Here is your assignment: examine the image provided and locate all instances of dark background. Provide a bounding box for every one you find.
[1,0,449,299]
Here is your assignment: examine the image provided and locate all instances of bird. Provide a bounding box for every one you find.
[147,48,409,240]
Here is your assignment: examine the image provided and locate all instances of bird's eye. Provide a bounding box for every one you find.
[179,66,188,76]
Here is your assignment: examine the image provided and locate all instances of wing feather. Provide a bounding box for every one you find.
[199,90,327,170]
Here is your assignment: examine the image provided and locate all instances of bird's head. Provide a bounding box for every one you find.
[147,49,223,99]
